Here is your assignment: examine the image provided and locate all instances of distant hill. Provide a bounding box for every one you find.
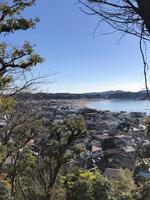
[16,90,150,100]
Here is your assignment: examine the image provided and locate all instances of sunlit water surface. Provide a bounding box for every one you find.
[89,99,150,114]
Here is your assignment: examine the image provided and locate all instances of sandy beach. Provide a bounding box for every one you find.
[71,99,90,109]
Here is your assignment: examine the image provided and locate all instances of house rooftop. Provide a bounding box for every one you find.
[94,134,109,141]
[115,135,127,139]
[86,144,101,152]
[104,168,123,178]
[123,146,135,153]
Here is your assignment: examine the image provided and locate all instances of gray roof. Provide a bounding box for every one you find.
[104,168,123,178]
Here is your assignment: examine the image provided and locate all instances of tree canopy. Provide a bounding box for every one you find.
[0,0,44,95]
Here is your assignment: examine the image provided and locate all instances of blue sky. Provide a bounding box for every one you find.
[4,0,150,93]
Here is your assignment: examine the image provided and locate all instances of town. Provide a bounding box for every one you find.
[1,99,150,181]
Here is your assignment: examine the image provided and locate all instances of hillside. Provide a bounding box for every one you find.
[16,90,149,100]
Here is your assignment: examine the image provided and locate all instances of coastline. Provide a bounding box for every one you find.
[71,99,91,109]
[70,98,150,114]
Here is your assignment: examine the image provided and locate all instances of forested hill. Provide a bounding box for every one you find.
[16,90,149,100]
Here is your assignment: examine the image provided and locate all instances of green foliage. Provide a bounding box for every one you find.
[0,145,7,164]
[145,117,150,139]
[33,116,87,199]
[0,0,38,34]
[0,97,16,115]
[0,177,11,200]
[0,0,44,93]
[0,1,146,200]
[0,116,87,200]
[2,148,44,200]
[139,180,150,200]
[111,169,135,200]
[51,185,66,200]
[0,2,45,199]
[61,169,135,200]
[14,150,44,200]
[61,170,95,200]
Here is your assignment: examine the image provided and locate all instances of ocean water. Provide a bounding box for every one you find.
[89,99,150,114]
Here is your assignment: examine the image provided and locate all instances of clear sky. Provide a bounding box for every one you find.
[5,0,150,93]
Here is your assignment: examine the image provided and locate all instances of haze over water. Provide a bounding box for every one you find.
[89,99,150,114]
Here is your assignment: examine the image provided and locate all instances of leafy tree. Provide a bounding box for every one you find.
[0,180,11,200]
[61,170,95,200]
[145,117,150,139]
[138,180,150,200]
[35,116,87,200]
[0,0,44,94]
[61,169,136,200]
[0,102,43,199]
[0,1,44,199]
[0,116,86,200]
[11,149,44,200]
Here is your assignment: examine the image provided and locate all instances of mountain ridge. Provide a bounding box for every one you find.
[16,90,150,100]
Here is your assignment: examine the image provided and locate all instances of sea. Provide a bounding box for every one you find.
[88,99,150,114]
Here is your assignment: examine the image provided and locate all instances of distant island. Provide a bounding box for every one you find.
[17,90,150,100]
